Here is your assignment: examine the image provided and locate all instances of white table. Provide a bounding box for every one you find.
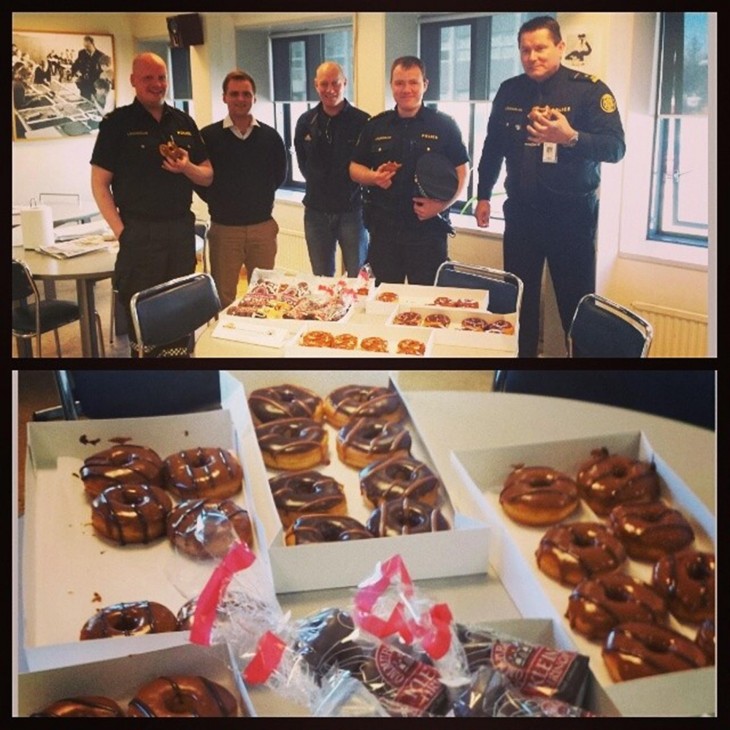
[12,200,101,228]
[194,310,517,358]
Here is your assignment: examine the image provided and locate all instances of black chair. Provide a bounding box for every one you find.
[12,258,105,358]
[568,293,653,358]
[491,370,715,430]
[434,260,523,315]
[130,272,221,358]
[34,370,223,421]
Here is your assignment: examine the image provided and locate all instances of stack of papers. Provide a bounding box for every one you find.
[39,235,111,259]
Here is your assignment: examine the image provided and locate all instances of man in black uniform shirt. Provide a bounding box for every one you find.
[294,61,370,277]
[91,52,213,357]
[475,16,625,357]
[350,56,468,285]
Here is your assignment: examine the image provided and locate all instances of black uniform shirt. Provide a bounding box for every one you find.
[351,104,469,222]
[294,100,370,213]
[90,98,208,221]
[477,64,625,203]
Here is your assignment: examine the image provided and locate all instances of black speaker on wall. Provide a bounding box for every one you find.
[167,13,204,48]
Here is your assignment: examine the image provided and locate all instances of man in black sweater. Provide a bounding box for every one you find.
[196,70,287,307]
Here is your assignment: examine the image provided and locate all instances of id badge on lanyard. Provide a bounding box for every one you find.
[542,142,558,164]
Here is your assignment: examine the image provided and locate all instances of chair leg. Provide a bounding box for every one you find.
[95,311,106,358]
[53,329,62,357]
[109,288,116,344]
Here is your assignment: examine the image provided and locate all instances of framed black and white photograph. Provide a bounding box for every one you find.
[12,30,115,140]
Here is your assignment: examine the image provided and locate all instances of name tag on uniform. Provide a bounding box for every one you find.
[542,142,558,163]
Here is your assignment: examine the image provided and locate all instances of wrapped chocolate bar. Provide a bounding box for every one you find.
[451,665,597,717]
[455,623,591,706]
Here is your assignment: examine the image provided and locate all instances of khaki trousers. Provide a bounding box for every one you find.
[209,218,278,307]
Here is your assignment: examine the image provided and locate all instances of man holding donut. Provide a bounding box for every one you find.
[350,56,468,285]
[474,16,625,357]
[91,52,213,357]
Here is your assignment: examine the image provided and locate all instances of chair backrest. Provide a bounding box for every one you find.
[491,369,715,430]
[12,259,38,303]
[54,370,222,419]
[434,260,523,315]
[568,293,652,358]
[130,272,221,353]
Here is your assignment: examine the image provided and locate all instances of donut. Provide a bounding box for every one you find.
[323,385,405,429]
[256,417,329,471]
[247,384,324,424]
[376,291,399,302]
[176,595,239,631]
[652,550,715,624]
[608,501,695,562]
[381,160,402,173]
[366,497,450,536]
[269,470,346,528]
[695,619,715,664]
[127,676,238,717]
[487,318,515,335]
[528,105,553,122]
[359,455,443,508]
[164,447,243,500]
[31,697,125,717]
[167,498,254,559]
[397,338,426,356]
[393,310,423,326]
[360,336,389,353]
[602,621,709,682]
[91,483,172,545]
[80,600,179,640]
[461,316,489,331]
[566,573,668,641]
[576,447,661,517]
[535,522,627,586]
[332,333,358,350]
[423,313,451,328]
[79,444,164,498]
[499,464,579,526]
[159,138,185,161]
[284,514,374,545]
[301,329,335,347]
[336,417,412,470]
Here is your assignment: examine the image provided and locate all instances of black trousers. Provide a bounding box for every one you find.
[503,194,598,358]
[365,209,449,285]
[114,212,196,357]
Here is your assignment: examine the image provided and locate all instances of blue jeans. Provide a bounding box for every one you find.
[304,207,369,277]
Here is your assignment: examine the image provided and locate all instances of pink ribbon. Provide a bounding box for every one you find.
[189,541,256,646]
[242,631,288,685]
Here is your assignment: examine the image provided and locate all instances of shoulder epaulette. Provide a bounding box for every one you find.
[571,70,601,84]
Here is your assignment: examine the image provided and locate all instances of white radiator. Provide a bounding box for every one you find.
[632,301,708,357]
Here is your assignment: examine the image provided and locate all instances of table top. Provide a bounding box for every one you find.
[12,241,118,282]
[195,309,517,358]
[12,200,100,228]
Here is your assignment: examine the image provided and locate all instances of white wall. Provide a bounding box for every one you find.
[12,11,714,348]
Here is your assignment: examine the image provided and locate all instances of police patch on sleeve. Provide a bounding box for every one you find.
[600,93,617,113]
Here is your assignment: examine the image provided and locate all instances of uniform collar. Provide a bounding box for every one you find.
[224,114,259,140]
[391,103,428,123]
[132,97,175,122]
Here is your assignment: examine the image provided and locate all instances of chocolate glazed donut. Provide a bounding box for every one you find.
[336,416,412,469]
[80,444,164,498]
[256,417,329,471]
[324,385,405,428]
[91,483,172,545]
[285,514,374,545]
[652,550,715,624]
[80,600,179,640]
[248,384,324,424]
[269,470,346,528]
[366,497,450,537]
[359,455,442,508]
[31,697,126,717]
[164,447,243,500]
[127,676,238,717]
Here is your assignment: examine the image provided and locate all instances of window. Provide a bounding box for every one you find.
[648,12,709,247]
[420,12,551,220]
[271,28,354,189]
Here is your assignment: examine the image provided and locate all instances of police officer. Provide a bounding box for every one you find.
[294,61,370,277]
[475,16,625,358]
[350,56,469,285]
[91,52,213,357]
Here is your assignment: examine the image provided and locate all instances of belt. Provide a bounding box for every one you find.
[123,211,190,223]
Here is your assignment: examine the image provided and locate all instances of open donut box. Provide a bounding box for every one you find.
[366,283,489,316]
[233,370,491,593]
[450,430,716,716]
[19,376,269,673]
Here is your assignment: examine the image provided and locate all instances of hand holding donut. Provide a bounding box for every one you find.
[159,137,189,173]
[373,160,401,189]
